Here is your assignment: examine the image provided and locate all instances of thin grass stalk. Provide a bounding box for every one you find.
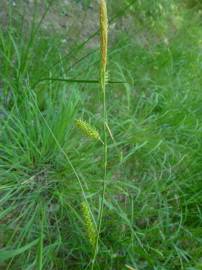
[91,0,108,268]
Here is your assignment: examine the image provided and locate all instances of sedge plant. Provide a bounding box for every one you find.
[92,0,109,267]
[75,0,109,267]
[2,1,202,269]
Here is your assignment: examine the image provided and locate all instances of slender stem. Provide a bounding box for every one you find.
[91,1,108,268]
[91,73,108,270]
[91,78,108,270]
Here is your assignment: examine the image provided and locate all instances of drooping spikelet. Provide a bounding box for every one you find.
[81,201,97,249]
[100,0,108,75]
[75,119,101,142]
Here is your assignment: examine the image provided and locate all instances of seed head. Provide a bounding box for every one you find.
[100,0,108,74]
[76,119,101,141]
[81,201,97,249]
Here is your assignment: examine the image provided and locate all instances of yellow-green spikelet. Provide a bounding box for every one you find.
[100,0,108,89]
[76,119,100,141]
[81,201,97,249]
[100,0,108,74]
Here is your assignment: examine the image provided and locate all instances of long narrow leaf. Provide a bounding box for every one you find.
[0,239,39,262]
[32,77,127,88]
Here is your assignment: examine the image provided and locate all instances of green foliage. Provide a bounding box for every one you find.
[123,0,178,25]
[0,239,39,262]
[0,1,202,269]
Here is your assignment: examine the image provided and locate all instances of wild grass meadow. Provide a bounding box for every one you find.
[0,0,202,269]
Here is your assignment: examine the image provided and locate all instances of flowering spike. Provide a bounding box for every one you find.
[81,201,97,249]
[100,0,108,75]
[76,119,101,142]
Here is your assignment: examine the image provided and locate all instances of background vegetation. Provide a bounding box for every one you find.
[0,0,202,269]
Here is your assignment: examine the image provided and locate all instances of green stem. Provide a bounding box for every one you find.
[91,70,107,269]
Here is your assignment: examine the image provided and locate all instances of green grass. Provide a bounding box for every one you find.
[0,1,202,269]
